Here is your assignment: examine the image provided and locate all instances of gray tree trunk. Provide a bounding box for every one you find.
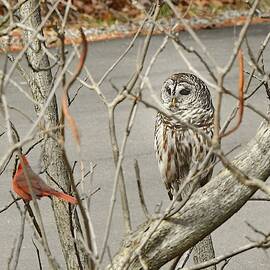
[106,121,270,269]
[19,1,86,269]
[193,235,215,270]
[181,172,216,270]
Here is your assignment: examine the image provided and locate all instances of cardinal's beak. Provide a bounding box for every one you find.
[170,97,176,108]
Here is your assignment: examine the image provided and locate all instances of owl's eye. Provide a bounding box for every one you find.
[165,85,171,95]
[179,88,190,95]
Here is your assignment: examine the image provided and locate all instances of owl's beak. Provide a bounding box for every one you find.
[170,97,177,108]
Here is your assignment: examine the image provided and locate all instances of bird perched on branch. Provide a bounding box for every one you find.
[154,73,215,200]
[12,155,77,204]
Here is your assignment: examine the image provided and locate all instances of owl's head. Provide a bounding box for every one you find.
[160,73,213,115]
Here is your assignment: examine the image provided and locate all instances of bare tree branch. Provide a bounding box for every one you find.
[106,122,270,269]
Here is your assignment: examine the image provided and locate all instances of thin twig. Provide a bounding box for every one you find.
[220,258,231,270]
[181,236,270,270]
[100,97,140,262]
[101,2,162,256]
[9,208,27,270]
[32,239,43,270]
[165,0,218,69]
[180,248,194,268]
[245,32,270,93]
[170,248,194,270]
[24,139,44,155]
[134,159,150,218]
[97,16,148,87]
[0,197,21,214]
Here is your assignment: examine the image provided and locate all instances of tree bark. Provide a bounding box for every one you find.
[106,121,270,269]
[19,1,86,269]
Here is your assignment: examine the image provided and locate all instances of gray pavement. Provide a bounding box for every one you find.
[1,23,270,269]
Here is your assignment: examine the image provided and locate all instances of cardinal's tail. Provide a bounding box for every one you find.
[53,191,78,204]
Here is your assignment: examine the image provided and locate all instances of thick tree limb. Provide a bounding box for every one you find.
[106,122,270,269]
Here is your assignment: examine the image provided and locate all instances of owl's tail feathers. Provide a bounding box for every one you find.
[165,182,174,200]
[167,183,182,201]
[168,190,173,200]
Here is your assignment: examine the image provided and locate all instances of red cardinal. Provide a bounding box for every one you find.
[12,155,77,204]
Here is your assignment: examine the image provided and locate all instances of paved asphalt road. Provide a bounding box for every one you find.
[1,23,270,269]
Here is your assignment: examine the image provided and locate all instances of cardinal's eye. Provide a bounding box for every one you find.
[179,88,190,95]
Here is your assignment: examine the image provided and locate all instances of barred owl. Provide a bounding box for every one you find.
[154,73,215,200]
